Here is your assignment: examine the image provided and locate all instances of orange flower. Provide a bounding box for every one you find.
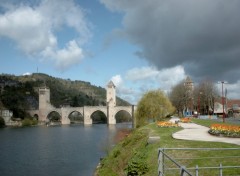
[157,121,179,127]
[209,124,240,137]
[180,117,191,123]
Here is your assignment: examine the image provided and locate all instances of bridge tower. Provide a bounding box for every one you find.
[107,81,116,107]
[107,81,116,124]
[39,87,51,121]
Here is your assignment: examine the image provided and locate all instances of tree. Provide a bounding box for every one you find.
[169,81,190,117]
[193,80,218,115]
[135,90,175,127]
[169,78,219,116]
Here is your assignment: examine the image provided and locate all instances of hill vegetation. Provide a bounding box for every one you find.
[0,73,130,119]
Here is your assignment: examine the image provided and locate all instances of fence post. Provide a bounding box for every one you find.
[158,149,164,176]
[162,148,165,175]
[195,165,198,176]
[180,166,186,176]
[219,163,222,176]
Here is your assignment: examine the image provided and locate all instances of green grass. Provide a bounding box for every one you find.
[95,120,240,176]
[192,118,238,127]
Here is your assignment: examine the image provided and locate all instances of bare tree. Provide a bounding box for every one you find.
[169,81,190,117]
[194,79,219,115]
[170,78,218,116]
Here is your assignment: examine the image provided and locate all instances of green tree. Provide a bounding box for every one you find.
[135,90,175,127]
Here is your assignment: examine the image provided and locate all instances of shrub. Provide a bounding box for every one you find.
[21,118,38,127]
[125,152,149,176]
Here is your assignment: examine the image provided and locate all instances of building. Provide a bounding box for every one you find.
[183,76,194,116]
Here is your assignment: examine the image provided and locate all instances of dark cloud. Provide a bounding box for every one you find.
[101,0,240,83]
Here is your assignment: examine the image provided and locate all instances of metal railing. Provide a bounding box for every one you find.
[158,148,240,176]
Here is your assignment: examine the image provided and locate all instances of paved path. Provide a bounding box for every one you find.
[170,117,240,146]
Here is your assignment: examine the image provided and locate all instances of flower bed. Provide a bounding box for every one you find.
[157,121,179,127]
[209,124,240,138]
[180,117,191,123]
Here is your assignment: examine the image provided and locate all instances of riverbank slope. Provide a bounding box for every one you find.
[95,121,240,176]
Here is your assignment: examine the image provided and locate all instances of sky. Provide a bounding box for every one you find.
[0,0,240,104]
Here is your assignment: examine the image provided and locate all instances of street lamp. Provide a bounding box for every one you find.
[198,92,202,117]
[220,81,227,123]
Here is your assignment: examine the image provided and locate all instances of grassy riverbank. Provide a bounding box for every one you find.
[96,121,240,176]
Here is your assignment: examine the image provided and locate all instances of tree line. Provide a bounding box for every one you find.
[169,79,219,117]
[134,78,220,127]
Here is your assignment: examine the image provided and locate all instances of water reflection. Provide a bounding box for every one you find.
[0,123,132,176]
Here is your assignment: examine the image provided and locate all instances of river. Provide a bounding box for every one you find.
[0,123,132,176]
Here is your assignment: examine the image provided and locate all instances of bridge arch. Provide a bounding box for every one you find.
[90,110,107,124]
[115,110,132,123]
[83,106,108,125]
[68,111,84,124]
[33,114,39,120]
[47,111,61,122]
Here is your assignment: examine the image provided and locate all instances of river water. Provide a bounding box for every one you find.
[0,123,132,176]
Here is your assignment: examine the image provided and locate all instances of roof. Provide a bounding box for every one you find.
[227,99,240,108]
[215,98,240,109]
[185,76,193,83]
[107,81,116,88]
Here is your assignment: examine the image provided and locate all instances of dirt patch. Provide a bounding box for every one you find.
[114,129,132,143]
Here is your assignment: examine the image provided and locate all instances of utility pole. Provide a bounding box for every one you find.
[198,92,202,117]
[220,81,227,123]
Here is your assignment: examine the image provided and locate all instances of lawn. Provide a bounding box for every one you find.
[95,119,240,176]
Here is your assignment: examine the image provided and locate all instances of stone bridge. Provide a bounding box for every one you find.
[28,81,136,125]
[28,105,136,125]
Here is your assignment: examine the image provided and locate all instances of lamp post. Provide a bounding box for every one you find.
[198,92,202,117]
[221,81,226,123]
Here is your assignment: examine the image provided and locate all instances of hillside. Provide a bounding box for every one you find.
[0,73,130,119]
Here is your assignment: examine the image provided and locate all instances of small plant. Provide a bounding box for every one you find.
[125,152,149,176]
[209,124,240,137]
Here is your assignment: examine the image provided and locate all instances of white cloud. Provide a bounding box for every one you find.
[125,66,159,81]
[22,72,32,76]
[42,40,84,71]
[0,0,91,70]
[110,74,137,104]
[126,65,186,90]
[111,75,123,87]
[111,66,187,104]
